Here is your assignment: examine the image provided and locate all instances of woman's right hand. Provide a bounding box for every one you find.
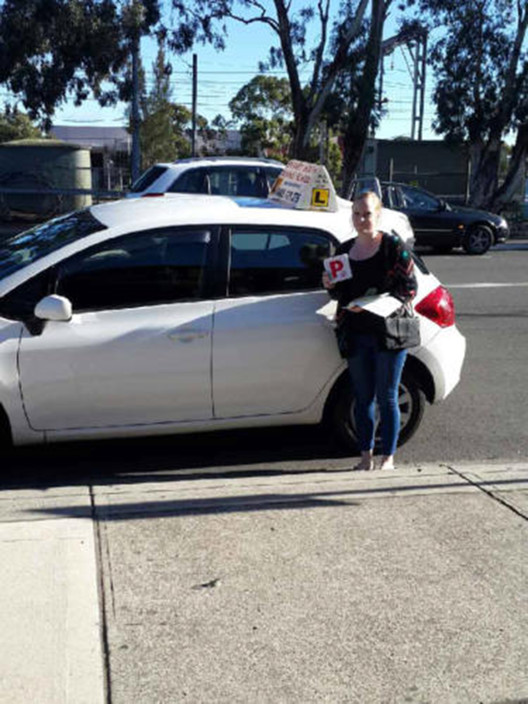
[322,272,335,290]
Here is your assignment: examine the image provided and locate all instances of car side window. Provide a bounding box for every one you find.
[263,167,282,193]
[55,228,212,312]
[401,186,439,212]
[169,169,209,194]
[209,168,267,197]
[228,228,334,296]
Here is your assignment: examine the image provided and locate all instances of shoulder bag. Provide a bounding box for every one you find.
[381,302,421,350]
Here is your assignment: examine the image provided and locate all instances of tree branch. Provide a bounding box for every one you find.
[307,0,330,105]
[488,0,528,139]
[227,11,279,31]
[302,0,372,147]
[273,0,305,120]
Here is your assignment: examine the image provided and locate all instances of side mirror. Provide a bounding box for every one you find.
[438,198,449,211]
[34,295,73,322]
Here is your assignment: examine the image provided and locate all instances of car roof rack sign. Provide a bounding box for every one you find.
[268,160,339,213]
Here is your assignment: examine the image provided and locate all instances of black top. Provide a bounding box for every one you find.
[328,232,417,336]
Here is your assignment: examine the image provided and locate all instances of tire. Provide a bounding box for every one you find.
[0,404,13,450]
[329,369,426,451]
[463,224,493,255]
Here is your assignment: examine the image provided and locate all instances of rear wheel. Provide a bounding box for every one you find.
[329,369,426,452]
[463,224,493,255]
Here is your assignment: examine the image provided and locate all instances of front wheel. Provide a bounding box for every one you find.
[328,369,426,451]
[463,224,493,255]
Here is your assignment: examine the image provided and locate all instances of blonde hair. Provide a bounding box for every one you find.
[354,190,382,211]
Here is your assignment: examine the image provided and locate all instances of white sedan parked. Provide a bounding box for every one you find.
[0,194,465,448]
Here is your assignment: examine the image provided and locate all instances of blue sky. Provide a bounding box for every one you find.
[15,5,439,140]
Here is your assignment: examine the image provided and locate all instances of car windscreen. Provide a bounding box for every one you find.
[129,165,168,193]
[0,209,107,280]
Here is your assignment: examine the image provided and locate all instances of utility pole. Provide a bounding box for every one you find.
[410,31,427,140]
[131,34,141,182]
[124,0,144,183]
[380,25,428,140]
[191,54,197,157]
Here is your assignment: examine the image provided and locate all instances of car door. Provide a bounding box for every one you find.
[212,226,342,418]
[17,226,217,430]
[395,185,459,247]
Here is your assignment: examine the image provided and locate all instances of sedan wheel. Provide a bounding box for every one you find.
[463,224,493,255]
[329,369,426,452]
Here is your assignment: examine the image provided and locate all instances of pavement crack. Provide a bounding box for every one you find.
[442,464,528,522]
[90,485,114,704]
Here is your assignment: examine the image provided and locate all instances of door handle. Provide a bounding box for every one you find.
[168,328,210,343]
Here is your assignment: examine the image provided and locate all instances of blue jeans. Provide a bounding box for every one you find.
[347,334,407,456]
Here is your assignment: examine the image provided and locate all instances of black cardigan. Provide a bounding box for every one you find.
[328,232,417,313]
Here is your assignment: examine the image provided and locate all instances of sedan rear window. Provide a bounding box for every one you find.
[129,165,168,193]
[0,209,106,280]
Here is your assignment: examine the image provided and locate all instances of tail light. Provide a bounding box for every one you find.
[415,285,455,328]
[141,192,164,197]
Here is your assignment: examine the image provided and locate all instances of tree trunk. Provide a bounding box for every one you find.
[289,112,312,159]
[339,0,385,197]
[468,138,502,209]
[491,122,528,211]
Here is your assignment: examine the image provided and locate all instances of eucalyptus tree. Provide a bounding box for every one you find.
[169,0,377,161]
[228,75,292,157]
[0,0,162,127]
[422,0,528,209]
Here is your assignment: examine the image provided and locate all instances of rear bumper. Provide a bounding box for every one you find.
[412,325,466,402]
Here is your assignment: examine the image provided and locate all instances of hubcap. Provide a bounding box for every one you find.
[469,228,491,253]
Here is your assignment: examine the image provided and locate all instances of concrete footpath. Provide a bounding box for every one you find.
[1,460,528,703]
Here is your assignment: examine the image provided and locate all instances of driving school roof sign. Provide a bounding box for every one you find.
[268,160,338,212]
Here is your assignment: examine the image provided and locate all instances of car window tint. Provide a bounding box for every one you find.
[209,168,267,197]
[169,169,209,194]
[0,210,106,279]
[56,228,211,312]
[129,165,168,193]
[229,229,334,296]
[263,167,282,192]
[401,186,439,211]
[0,269,53,322]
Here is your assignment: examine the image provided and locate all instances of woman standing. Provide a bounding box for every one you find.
[323,191,417,470]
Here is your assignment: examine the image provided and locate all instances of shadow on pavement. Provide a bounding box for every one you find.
[22,475,528,521]
[0,425,351,491]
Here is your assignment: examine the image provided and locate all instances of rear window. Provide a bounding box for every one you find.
[129,165,168,193]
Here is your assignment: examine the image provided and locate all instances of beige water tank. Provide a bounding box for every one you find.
[0,138,92,221]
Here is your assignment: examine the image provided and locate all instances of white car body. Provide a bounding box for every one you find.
[0,194,464,447]
[127,156,285,199]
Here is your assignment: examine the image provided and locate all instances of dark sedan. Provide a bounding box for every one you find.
[381,182,509,255]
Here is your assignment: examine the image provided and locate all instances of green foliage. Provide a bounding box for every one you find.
[135,46,192,168]
[167,1,376,158]
[326,137,344,186]
[0,106,41,143]
[420,0,528,207]
[229,76,293,157]
[0,0,162,126]
[422,0,527,142]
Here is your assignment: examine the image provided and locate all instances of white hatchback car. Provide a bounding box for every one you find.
[0,194,465,448]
